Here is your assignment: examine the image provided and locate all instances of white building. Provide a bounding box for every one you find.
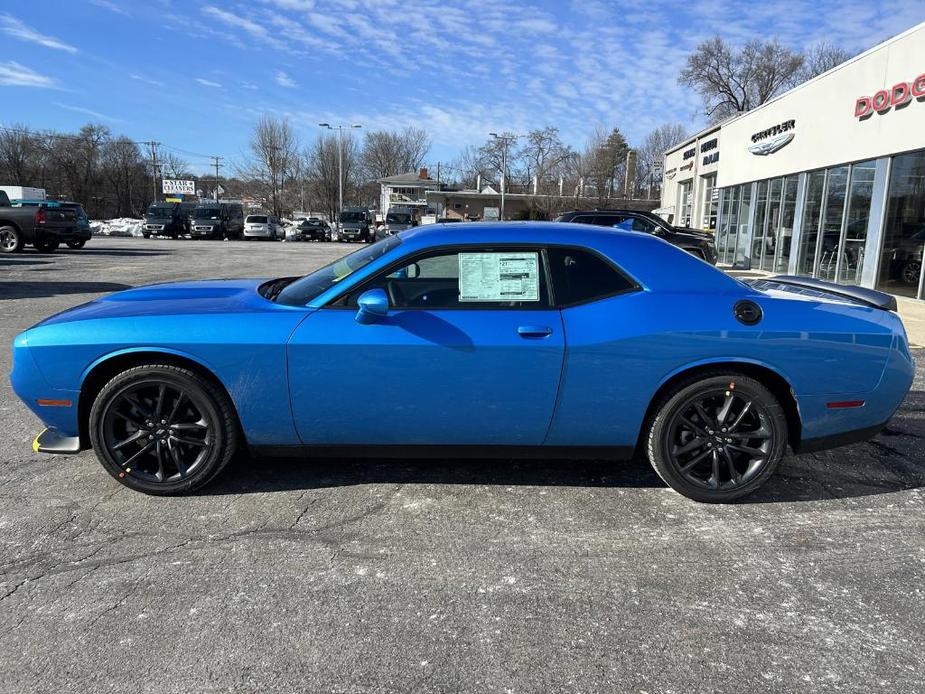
[378,168,439,216]
[660,21,925,300]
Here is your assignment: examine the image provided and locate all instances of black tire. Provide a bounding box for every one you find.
[901,260,921,286]
[66,239,87,249]
[89,364,239,495]
[34,239,60,253]
[0,225,24,253]
[143,233,151,239]
[645,372,787,503]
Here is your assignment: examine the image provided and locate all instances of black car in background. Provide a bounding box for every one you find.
[143,202,185,238]
[555,209,718,264]
[190,202,245,240]
[290,218,331,241]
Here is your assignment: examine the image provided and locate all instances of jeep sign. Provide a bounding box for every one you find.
[162,179,196,195]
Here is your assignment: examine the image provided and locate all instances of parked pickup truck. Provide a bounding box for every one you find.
[0,190,79,253]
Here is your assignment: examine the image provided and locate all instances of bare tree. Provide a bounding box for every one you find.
[635,123,687,199]
[0,124,41,185]
[241,116,299,216]
[102,137,146,216]
[361,126,431,180]
[159,151,189,179]
[679,37,804,122]
[449,144,489,189]
[306,131,360,220]
[518,127,575,217]
[798,41,854,82]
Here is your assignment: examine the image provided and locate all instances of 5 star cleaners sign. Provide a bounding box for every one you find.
[162,179,196,196]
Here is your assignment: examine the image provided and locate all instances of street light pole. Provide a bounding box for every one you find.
[319,123,362,230]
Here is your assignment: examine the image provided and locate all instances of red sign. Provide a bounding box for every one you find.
[855,73,925,118]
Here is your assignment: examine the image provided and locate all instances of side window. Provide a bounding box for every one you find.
[629,216,657,234]
[348,249,550,309]
[594,214,629,229]
[547,248,637,306]
[570,215,594,225]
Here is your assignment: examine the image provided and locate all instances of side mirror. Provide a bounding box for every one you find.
[355,288,389,324]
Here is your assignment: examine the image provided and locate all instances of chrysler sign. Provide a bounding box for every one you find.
[748,120,795,156]
[855,73,925,118]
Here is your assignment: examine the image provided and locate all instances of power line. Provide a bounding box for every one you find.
[210,156,223,201]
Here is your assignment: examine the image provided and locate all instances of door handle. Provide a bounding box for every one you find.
[517,325,553,338]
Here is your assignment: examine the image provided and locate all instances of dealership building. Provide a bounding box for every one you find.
[659,21,925,300]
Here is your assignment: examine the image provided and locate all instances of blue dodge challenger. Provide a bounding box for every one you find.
[11,223,915,502]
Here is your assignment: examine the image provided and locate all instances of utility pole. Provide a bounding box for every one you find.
[319,123,362,228]
[139,141,161,202]
[210,156,223,201]
[489,133,520,220]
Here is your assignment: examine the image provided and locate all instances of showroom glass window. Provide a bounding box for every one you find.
[752,180,769,268]
[797,170,826,276]
[678,180,693,227]
[774,176,798,273]
[837,160,876,285]
[701,174,718,231]
[877,150,925,299]
[733,183,752,267]
[816,166,849,281]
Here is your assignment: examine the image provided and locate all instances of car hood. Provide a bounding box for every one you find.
[36,278,271,326]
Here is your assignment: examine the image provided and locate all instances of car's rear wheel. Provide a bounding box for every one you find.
[66,239,87,249]
[0,225,23,253]
[89,364,239,495]
[34,239,60,253]
[901,260,921,285]
[646,373,787,503]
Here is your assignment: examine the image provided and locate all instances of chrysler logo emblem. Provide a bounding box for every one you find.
[748,132,794,156]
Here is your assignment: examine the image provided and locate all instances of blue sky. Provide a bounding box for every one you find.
[1,0,923,174]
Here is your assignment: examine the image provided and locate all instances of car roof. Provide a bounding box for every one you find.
[397,221,737,293]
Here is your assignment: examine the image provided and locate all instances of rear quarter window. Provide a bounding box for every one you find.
[547,248,638,306]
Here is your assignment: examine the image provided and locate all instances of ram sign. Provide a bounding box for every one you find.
[162,179,196,195]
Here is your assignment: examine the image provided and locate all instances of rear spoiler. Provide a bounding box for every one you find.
[749,275,898,311]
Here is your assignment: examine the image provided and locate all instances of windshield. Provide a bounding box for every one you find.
[300,220,323,228]
[146,205,175,218]
[246,215,268,224]
[276,236,401,306]
[194,208,221,219]
[386,212,411,224]
[341,211,366,223]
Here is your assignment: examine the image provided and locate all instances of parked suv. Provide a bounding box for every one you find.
[0,192,79,253]
[339,207,375,243]
[190,202,244,240]
[57,201,92,248]
[143,202,186,239]
[555,209,718,264]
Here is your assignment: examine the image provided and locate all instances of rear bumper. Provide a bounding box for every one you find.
[33,427,81,455]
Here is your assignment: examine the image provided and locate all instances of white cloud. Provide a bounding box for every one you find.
[54,102,123,122]
[201,6,268,39]
[131,73,165,87]
[0,61,56,88]
[275,70,297,88]
[195,77,223,88]
[0,15,78,53]
[90,0,130,16]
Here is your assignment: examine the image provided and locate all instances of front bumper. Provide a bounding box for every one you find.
[33,427,81,455]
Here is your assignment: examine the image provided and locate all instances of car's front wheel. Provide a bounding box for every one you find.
[646,372,787,503]
[89,364,239,495]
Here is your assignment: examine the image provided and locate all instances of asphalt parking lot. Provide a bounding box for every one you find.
[1,237,924,693]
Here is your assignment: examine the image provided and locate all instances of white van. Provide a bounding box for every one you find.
[243,214,283,240]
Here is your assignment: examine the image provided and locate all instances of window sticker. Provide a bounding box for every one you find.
[458,252,539,302]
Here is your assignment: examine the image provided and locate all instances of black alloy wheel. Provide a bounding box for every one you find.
[66,239,87,249]
[901,260,921,286]
[90,364,239,495]
[0,226,23,253]
[646,373,787,502]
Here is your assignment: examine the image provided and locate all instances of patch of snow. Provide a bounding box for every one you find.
[91,217,144,237]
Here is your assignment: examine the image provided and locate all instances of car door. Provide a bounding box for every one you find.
[287,246,565,446]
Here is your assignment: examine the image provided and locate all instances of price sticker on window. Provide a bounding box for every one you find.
[458,252,539,302]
